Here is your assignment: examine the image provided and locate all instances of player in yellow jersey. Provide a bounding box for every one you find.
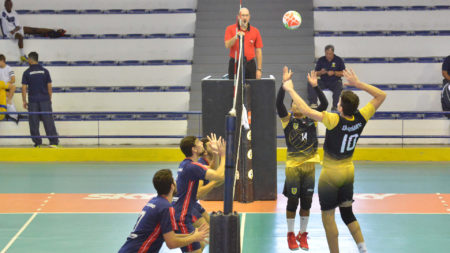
[278,67,328,251]
[282,67,386,253]
[0,80,15,121]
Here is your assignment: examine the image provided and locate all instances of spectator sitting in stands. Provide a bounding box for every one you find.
[308,45,345,111]
[1,0,66,61]
[442,82,450,119]
[442,55,450,85]
[0,54,18,123]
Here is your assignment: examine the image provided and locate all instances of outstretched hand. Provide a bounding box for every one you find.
[195,223,210,244]
[282,66,293,82]
[343,69,361,88]
[207,133,219,155]
[307,70,318,87]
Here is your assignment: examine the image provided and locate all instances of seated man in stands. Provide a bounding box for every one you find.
[1,0,66,61]
[442,55,450,85]
[441,55,449,118]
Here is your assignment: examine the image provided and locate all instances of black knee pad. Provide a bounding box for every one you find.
[300,196,312,210]
[287,197,299,212]
[339,206,356,225]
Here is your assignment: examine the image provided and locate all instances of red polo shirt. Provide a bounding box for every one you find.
[224,23,263,61]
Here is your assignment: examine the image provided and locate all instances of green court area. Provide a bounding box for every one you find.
[0,162,449,253]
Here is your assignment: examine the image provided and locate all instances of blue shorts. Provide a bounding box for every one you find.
[192,202,206,222]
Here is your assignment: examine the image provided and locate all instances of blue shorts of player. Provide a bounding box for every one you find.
[191,202,206,223]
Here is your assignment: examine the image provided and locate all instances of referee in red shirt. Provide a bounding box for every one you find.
[224,7,263,80]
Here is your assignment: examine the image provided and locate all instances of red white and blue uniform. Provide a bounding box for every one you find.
[118,196,177,253]
[173,158,208,252]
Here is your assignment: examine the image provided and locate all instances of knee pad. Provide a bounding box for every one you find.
[339,206,356,225]
[300,196,312,210]
[286,197,299,212]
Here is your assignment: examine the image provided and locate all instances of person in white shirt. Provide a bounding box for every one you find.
[1,0,65,62]
[0,54,16,122]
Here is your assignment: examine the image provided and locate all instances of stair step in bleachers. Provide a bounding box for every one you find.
[314,37,450,58]
[1,39,193,61]
[315,30,450,37]
[11,65,192,86]
[314,10,450,30]
[14,0,197,11]
[16,13,195,34]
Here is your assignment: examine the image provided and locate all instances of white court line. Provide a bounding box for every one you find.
[0,212,38,253]
[240,213,246,253]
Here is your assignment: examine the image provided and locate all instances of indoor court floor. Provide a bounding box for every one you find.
[0,161,449,253]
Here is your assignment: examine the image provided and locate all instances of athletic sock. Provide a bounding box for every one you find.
[300,216,309,234]
[357,242,368,253]
[20,48,25,57]
[287,218,295,233]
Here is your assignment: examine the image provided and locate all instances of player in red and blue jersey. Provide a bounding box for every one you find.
[173,135,226,252]
[118,169,208,253]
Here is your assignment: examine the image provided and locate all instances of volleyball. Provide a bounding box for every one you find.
[283,10,302,30]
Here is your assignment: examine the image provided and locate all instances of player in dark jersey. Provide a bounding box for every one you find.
[283,67,386,253]
[277,66,328,251]
[118,169,208,253]
[174,135,226,252]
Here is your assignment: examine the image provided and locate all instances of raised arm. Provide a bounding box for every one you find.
[282,67,324,122]
[307,71,328,112]
[343,69,386,110]
[205,135,225,181]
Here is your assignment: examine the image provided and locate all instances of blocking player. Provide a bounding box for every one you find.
[283,68,386,253]
[174,135,226,252]
[278,66,328,251]
[118,169,208,253]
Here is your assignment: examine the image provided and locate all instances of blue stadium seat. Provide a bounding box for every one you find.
[362,6,384,11]
[389,31,409,36]
[391,57,412,63]
[52,87,65,93]
[16,10,32,14]
[373,112,395,119]
[373,85,392,90]
[164,113,187,120]
[314,7,336,11]
[116,86,140,92]
[142,86,164,92]
[339,6,360,11]
[101,34,121,39]
[421,84,441,90]
[93,60,117,66]
[73,61,94,66]
[86,114,111,121]
[386,6,406,11]
[171,33,193,38]
[409,6,430,11]
[129,9,147,14]
[6,61,22,67]
[106,9,124,14]
[423,113,445,119]
[175,9,196,13]
[151,9,171,13]
[393,84,417,90]
[314,31,336,36]
[112,114,135,120]
[340,31,361,36]
[48,61,70,66]
[367,57,389,63]
[65,87,90,92]
[84,9,103,14]
[147,33,169,38]
[91,87,115,92]
[119,60,142,66]
[36,10,56,14]
[79,34,98,39]
[59,9,78,14]
[434,5,450,10]
[437,30,450,36]
[137,114,161,120]
[144,60,166,65]
[167,60,191,65]
[342,57,364,63]
[397,112,422,119]
[60,115,84,121]
[417,57,438,63]
[166,86,190,92]
[124,34,145,39]
[364,31,386,36]
[414,30,435,36]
